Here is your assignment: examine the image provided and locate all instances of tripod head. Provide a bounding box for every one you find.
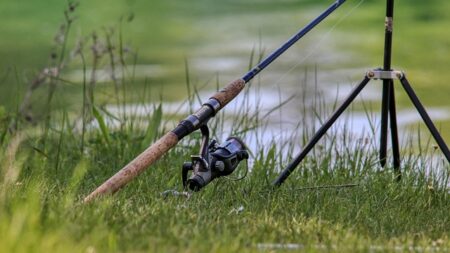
[182,125,249,191]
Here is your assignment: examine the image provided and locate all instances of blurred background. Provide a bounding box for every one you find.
[0,0,449,142]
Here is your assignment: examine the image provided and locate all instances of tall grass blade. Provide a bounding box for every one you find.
[92,106,111,146]
[142,103,163,146]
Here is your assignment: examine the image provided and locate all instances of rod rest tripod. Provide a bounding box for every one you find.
[273,69,450,185]
[272,0,450,186]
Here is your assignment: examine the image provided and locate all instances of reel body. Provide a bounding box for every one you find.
[182,125,249,191]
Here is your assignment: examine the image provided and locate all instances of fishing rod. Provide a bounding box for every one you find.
[83,0,346,203]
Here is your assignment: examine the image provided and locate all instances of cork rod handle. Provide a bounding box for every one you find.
[83,132,179,203]
[211,79,245,108]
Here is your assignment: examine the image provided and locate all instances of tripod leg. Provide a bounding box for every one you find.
[388,81,401,179]
[273,77,371,186]
[379,79,390,167]
[399,76,450,163]
[380,0,395,168]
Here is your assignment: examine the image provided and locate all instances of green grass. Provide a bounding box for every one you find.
[0,101,449,252]
[1,67,450,252]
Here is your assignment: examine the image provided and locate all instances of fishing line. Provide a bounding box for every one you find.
[271,0,366,87]
[224,159,249,181]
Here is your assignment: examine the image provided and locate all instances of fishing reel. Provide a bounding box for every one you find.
[182,125,249,191]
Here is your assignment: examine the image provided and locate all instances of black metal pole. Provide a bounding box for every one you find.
[273,76,371,186]
[388,82,401,178]
[380,89,389,167]
[379,0,395,167]
[383,0,394,71]
[399,76,450,163]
